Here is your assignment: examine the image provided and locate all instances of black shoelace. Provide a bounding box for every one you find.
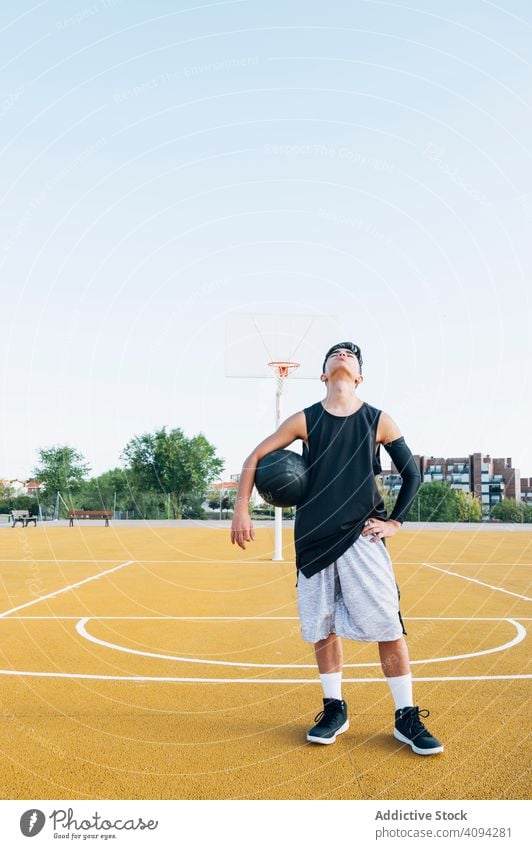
[401,707,430,735]
[313,702,341,725]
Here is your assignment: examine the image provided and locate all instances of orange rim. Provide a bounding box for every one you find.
[267,361,300,378]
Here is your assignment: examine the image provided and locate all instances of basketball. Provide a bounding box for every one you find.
[255,449,309,507]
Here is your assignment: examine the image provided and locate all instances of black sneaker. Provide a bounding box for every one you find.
[394,706,444,755]
[307,698,349,745]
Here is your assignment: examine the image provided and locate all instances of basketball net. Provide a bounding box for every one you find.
[268,361,300,428]
[268,360,300,398]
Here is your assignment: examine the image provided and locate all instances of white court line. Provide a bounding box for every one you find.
[397,562,532,567]
[0,557,532,567]
[1,558,531,567]
[76,617,526,669]
[0,559,289,564]
[9,616,302,620]
[0,559,123,563]
[0,669,529,683]
[4,616,532,620]
[422,562,532,602]
[0,561,135,619]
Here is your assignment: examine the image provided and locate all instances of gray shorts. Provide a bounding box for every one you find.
[297,533,405,643]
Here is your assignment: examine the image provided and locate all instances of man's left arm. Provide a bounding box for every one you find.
[363,412,422,541]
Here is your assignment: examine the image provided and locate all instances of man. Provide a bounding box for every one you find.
[231,342,444,755]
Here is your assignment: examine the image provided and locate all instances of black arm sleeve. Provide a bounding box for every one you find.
[383,436,422,523]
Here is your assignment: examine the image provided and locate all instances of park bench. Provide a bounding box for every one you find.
[11,510,37,527]
[68,510,112,527]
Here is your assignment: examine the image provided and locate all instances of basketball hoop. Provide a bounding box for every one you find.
[268,362,301,401]
[225,313,342,563]
[268,360,300,379]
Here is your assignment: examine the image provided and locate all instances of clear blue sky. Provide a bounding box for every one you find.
[1,0,531,481]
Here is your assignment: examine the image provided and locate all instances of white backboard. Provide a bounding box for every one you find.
[225,313,346,379]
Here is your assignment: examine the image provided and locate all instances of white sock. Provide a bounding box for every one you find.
[319,672,342,700]
[386,673,413,710]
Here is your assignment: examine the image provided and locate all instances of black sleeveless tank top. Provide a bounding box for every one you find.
[294,400,387,578]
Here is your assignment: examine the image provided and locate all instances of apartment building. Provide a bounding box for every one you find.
[521,477,532,505]
[382,452,521,519]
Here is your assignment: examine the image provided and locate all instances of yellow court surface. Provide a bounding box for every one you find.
[0,525,530,800]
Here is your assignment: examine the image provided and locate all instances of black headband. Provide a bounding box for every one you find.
[322,342,363,374]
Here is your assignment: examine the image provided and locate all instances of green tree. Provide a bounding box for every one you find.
[490,498,526,522]
[378,476,399,517]
[122,427,224,519]
[456,491,482,522]
[523,503,532,523]
[207,487,222,512]
[208,488,238,519]
[0,481,14,500]
[182,492,207,520]
[127,490,167,520]
[0,495,38,515]
[76,468,135,512]
[208,493,229,516]
[405,481,461,522]
[32,445,90,510]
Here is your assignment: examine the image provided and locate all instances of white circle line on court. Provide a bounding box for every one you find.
[75,617,526,669]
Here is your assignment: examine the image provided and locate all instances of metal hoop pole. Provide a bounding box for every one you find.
[267,362,299,563]
[273,373,286,561]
